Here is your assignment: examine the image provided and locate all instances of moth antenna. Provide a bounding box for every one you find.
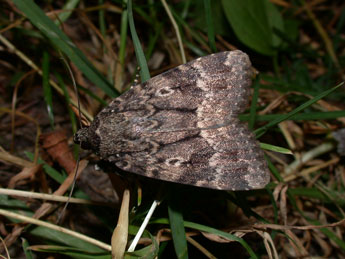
[57,55,83,224]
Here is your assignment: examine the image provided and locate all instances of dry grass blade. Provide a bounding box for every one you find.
[0,236,10,259]
[254,218,345,231]
[255,230,279,259]
[0,208,111,251]
[0,188,113,206]
[112,188,130,259]
[284,229,309,257]
[186,236,217,259]
[0,146,34,168]
[8,165,41,188]
[284,142,336,175]
[161,0,186,64]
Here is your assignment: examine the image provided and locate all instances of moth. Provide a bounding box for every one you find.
[74,50,270,190]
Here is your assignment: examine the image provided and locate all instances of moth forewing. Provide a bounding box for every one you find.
[75,50,270,190]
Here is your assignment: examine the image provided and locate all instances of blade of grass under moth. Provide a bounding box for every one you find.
[254,82,343,138]
[12,0,118,98]
[203,0,217,52]
[152,218,258,258]
[168,205,189,259]
[127,0,150,82]
[42,51,54,129]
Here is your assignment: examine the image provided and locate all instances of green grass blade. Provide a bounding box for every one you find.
[42,51,54,129]
[119,0,128,72]
[56,0,80,23]
[77,85,108,106]
[98,0,106,42]
[12,0,117,98]
[145,23,163,60]
[22,238,34,259]
[152,218,258,258]
[55,72,77,133]
[168,204,188,259]
[254,82,343,138]
[264,186,279,224]
[203,0,217,52]
[29,245,111,259]
[25,152,66,184]
[260,143,292,154]
[127,0,150,82]
[265,154,283,182]
[290,187,345,206]
[184,221,257,258]
[320,228,345,251]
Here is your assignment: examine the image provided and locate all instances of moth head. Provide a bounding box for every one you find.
[74,127,92,150]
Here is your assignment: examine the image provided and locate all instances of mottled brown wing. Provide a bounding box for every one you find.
[77,50,270,190]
